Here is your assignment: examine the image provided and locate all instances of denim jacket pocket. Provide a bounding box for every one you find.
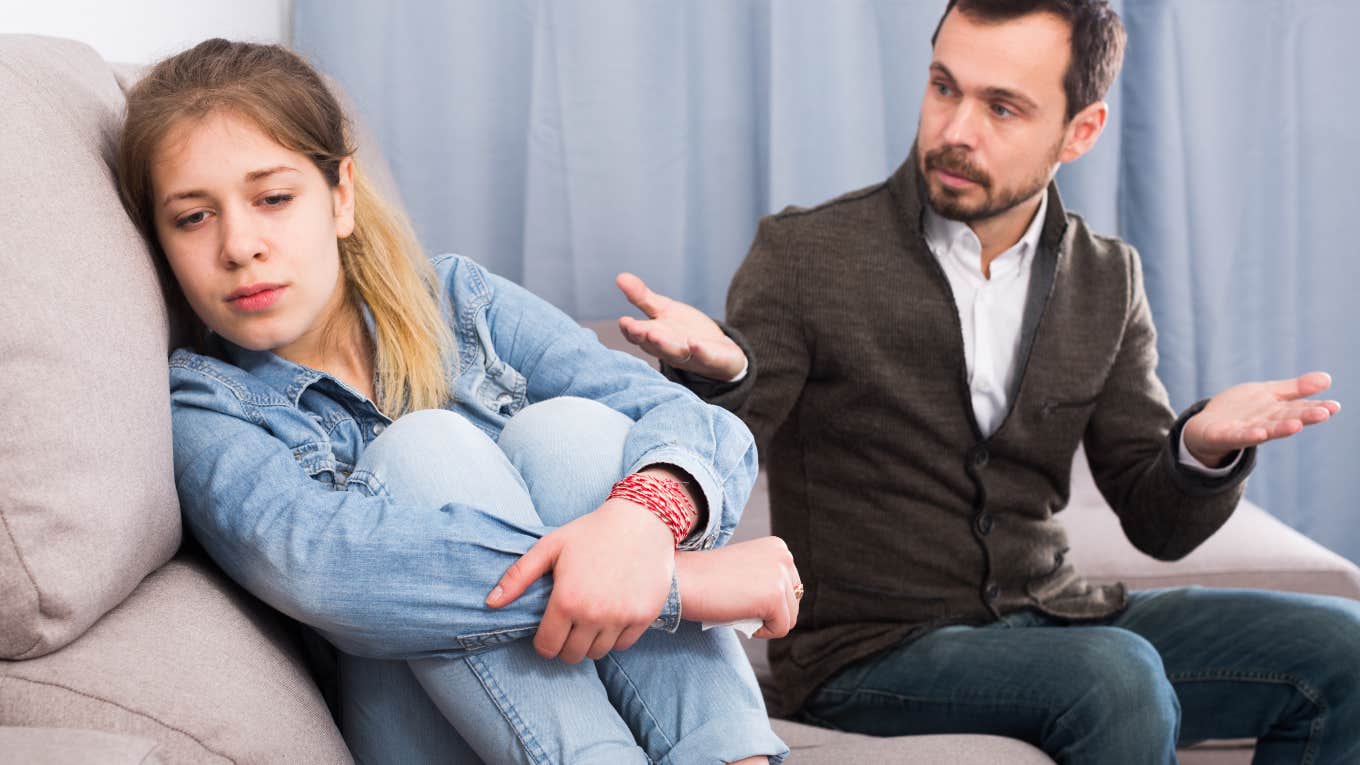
[470,308,526,416]
[292,442,349,488]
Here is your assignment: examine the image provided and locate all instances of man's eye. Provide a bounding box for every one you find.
[261,193,294,207]
[934,82,952,96]
[175,211,208,229]
[992,104,1014,118]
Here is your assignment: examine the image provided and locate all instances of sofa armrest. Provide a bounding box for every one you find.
[1060,449,1360,600]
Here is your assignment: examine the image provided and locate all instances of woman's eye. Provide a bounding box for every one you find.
[175,211,208,229]
[261,193,294,207]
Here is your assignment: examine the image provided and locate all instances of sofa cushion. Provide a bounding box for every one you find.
[0,34,180,660]
[0,726,164,765]
[772,719,1054,763]
[0,554,351,764]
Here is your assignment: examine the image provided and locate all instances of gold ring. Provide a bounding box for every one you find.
[793,583,805,601]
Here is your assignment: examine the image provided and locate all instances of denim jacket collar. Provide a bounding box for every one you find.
[215,304,380,409]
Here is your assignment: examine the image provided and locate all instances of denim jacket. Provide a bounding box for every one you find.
[168,254,757,661]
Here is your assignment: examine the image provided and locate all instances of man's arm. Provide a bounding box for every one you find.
[617,216,811,450]
[1084,249,1338,560]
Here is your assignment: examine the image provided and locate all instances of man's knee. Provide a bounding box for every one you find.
[1290,596,1360,706]
[1054,629,1180,745]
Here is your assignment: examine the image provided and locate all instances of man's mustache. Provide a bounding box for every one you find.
[924,146,990,187]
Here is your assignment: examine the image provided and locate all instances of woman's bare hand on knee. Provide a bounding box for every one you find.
[673,537,801,639]
[486,498,676,663]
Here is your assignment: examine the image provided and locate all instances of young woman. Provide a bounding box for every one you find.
[117,39,796,764]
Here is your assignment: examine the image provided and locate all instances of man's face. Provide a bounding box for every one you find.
[917,8,1074,222]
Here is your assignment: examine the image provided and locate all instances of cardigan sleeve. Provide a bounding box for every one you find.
[1082,247,1255,561]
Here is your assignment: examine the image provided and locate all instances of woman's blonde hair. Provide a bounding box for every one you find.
[116,38,453,416]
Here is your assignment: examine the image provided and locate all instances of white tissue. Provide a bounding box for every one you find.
[701,618,762,638]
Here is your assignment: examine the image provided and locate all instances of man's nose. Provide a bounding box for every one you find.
[941,99,981,148]
[219,210,266,268]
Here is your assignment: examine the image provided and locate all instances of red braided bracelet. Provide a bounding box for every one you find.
[608,472,698,547]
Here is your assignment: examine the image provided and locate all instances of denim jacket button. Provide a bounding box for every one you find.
[496,393,512,405]
[372,422,385,436]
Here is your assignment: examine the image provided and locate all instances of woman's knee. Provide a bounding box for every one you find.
[354,409,535,522]
[498,397,631,463]
[498,397,634,525]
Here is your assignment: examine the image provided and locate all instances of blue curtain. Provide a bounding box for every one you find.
[294,0,1360,560]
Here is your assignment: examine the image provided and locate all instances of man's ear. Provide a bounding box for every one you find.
[333,156,356,239]
[1058,100,1108,163]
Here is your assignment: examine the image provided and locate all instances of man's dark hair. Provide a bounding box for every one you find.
[931,0,1126,121]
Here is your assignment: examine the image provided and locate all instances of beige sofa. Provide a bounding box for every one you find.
[2,33,1357,764]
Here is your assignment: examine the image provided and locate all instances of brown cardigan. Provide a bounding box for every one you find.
[674,153,1255,716]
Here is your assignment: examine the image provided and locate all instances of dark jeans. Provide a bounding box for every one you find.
[800,588,1360,764]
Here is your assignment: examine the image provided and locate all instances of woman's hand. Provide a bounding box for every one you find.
[486,498,676,663]
[674,537,801,639]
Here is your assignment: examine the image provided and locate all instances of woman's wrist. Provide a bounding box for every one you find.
[610,468,701,546]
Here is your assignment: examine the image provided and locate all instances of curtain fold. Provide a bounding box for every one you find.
[294,0,1359,560]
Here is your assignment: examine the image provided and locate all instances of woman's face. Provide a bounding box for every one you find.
[151,110,355,361]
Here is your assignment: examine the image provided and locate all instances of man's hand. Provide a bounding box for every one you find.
[674,537,801,639]
[615,272,747,381]
[486,498,675,663]
[1183,371,1341,467]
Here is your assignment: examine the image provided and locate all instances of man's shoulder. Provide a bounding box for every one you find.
[761,178,897,235]
[1061,211,1137,263]
[1059,211,1142,284]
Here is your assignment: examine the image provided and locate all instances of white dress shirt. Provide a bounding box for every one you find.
[923,192,1237,475]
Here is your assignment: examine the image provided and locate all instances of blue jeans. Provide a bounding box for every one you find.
[335,397,787,764]
[801,586,1360,764]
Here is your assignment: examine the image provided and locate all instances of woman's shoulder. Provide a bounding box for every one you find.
[429,252,491,290]
[168,346,285,418]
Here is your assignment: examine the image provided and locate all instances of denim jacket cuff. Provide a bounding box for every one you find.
[650,572,683,633]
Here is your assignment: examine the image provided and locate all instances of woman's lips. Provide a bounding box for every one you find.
[229,286,286,312]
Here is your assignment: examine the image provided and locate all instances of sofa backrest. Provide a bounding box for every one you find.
[0,34,181,659]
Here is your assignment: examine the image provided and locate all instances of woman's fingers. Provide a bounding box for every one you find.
[488,534,560,607]
[613,624,649,653]
[558,624,600,665]
[533,601,572,660]
[587,627,623,661]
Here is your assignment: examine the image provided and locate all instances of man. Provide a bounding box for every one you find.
[615,1,1358,761]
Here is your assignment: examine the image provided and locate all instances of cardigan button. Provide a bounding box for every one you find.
[971,446,990,468]
[975,511,994,536]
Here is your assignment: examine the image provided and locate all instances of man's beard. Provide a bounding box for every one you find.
[918,139,1059,223]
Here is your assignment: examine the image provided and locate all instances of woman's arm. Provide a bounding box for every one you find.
[170,369,681,662]
[471,259,759,550]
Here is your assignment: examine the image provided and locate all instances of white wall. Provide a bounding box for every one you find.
[0,0,292,64]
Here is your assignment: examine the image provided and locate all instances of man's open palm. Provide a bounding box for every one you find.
[615,272,747,381]
[1183,371,1341,466]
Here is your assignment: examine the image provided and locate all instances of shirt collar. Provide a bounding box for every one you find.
[924,189,1049,280]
